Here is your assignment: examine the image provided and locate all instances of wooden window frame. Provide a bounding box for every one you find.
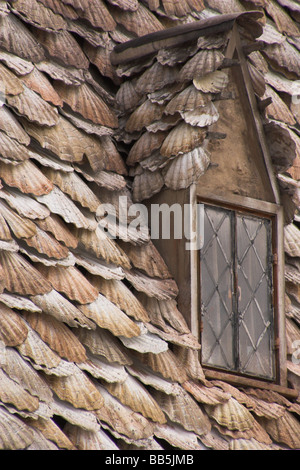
[189,188,297,397]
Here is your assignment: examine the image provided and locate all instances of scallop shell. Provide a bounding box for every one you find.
[105,374,166,424]
[135,349,188,383]
[193,70,229,93]
[53,81,118,128]
[36,59,84,86]
[163,146,210,190]
[136,62,179,95]
[79,352,128,383]
[0,62,23,96]
[127,130,167,166]
[36,186,97,230]
[165,84,212,115]
[36,264,98,304]
[0,160,53,196]
[157,43,199,67]
[37,0,79,19]
[69,0,116,30]
[247,62,266,97]
[2,347,52,403]
[132,169,164,202]
[258,411,300,449]
[0,367,39,412]
[116,80,143,113]
[26,417,75,450]
[0,13,45,63]
[75,326,132,366]
[125,269,179,300]
[17,324,62,369]
[46,367,104,410]
[284,223,300,257]
[154,423,203,451]
[0,49,34,76]
[84,41,119,83]
[0,130,31,163]
[42,168,100,212]
[0,406,34,450]
[95,383,154,441]
[36,214,78,250]
[179,49,224,81]
[7,86,59,127]
[205,397,256,431]
[263,85,296,125]
[118,240,172,279]
[119,322,168,354]
[64,424,119,451]
[183,381,230,406]
[0,200,37,239]
[264,40,300,78]
[0,251,52,295]
[21,67,63,107]
[125,100,165,133]
[11,0,67,31]
[229,438,274,451]
[152,387,211,436]
[0,106,30,146]
[110,2,164,36]
[91,278,150,322]
[74,226,131,268]
[172,346,205,381]
[34,29,89,69]
[0,303,28,346]
[79,294,141,338]
[160,121,207,157]
[31,289,95,329]
[22,312,87,363]
[181,101,219,127]
[265,0,300,37]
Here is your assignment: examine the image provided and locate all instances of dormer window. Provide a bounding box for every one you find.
[200,201,276,380]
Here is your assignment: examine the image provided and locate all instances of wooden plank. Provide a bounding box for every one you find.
[196,191,280,215]
[204,368,299,399]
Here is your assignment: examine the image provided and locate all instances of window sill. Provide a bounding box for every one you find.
[204,368,299,400]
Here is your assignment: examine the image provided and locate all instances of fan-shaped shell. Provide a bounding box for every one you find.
[64,424,119,451]
[17,324,62,369]
[0,200,37,239]
[0,367,39,412]
[26,417,75,450]
[127,130,167,165]
[36,214,78,250]
[0,62,23,96]
[53,82,118,128]
[0,406,34,450]
[110,2,164,36]
[136,62,179,94]
[0,106,30,146]
[79,294,141,338]
[259,411,300,449]
[105,374,166,424]
[21,67,63,107]
[11,0,67,31]
[46,367,104,410]
[205,397,256,431]
[0,160,53,196]
[163,146,210,190]
[284,223,300,257]
[0,303,28,346]
[125,100,164,133]
[181,101,219,127]
[193,70,229,93]
[135,349,188,383]
[115,80,143,113]
[0,130,31,163]
[125,269,178,300]
[160,122,207,157]
[229,438,274,450]
[132,170,164,202]
[179,49,224,81]
[165,84,212,115]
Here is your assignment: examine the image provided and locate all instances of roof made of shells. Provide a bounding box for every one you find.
[0,0,299,451]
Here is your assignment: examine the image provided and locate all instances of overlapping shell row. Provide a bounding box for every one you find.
[0,0,299,452]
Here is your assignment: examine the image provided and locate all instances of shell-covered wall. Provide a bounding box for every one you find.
[0,0,299,451]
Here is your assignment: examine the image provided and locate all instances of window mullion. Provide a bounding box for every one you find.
[231,211,240,372]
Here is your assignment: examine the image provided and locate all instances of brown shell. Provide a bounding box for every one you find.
[165,85,212,115]
[193,70,229,93]
[110,2,164,36]
[17,324,62,369]
[163,146,210,190]
[125,100,165,133]
[115,80,143,113]
[181,102,219,127]
[125,269,179,300]
[0,303,28,346]
[0,49,34,76]
[0,130,31,163]
[36,59,84,86]
[26,417,75,450]
[0,160,53,196]
[0,13,45,63]
[127,131,167,165]
[21,67,63,107]
[11,0,67,31]
[0,406,34,450]
[132,170,164,202]
[0,106,30,146]
[0,62,23,96]
[36,264,98,304]
[135,349,188,383]
[0,367,39,412]
[0,200,37,239]
[34,29,89,69]
[46,368,104,410]
[263,40,300,78]
[263,85,296,125]
[23,312,87,363]
[64,424,118,450]
[265,0,300,37]
[160,0,205,17]
[37,0,79,19]
[7,86,59,127]
[160,122,207,157]
[79,294,141,338]
[0,251,52,295]
[53,82,118,128]
[258,411,300,449]
[31,289,95,329]
[105,375,166,424]
[179,49,224,81]
[152,388,211,436]
[205,397,256,431]
[69,0,116,30]
[183,381,231,406]
[136,62,179,94]
[284,223,300,257]
[118,240,172,279]
[75,326,132,366]
[91,277,150,322]
[84,42,119,83]
[25,226,69,260]
[36,214,78,250]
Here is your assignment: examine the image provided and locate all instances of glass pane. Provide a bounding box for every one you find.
[236,214,274,379]
[201,205,235,370]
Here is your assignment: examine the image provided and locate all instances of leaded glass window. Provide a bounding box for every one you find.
[200,203,275,380]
